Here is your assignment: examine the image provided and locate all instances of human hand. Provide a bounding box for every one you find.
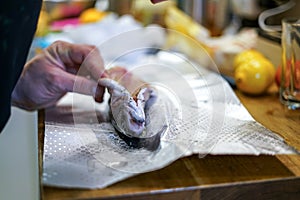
[104,66,147,96]
[12,41,105,110]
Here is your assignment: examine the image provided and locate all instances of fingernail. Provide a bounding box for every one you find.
[101,72,109,78]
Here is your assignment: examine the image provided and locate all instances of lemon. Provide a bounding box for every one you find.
[79,8,107,24]
[234,58,275,95]
[233,49,265,70]
[259,57,276,81]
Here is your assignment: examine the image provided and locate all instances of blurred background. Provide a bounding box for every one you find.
[33,0,300,83]
[40,0,300,39]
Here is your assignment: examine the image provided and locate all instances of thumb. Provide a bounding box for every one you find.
[60,71,104,100]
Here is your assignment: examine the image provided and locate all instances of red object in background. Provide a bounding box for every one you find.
[295,61,300,89]
[60,4,83,18]
[275,60,300,89]
[275,65,281,87]
[50,18,80,31]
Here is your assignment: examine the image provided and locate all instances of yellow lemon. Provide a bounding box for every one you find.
[234,58,275,95]
[79,8,107,24]
[233,49,265,70]
[258,58,276,82]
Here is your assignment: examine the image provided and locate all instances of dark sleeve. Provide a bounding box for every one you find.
[0,0,42,132]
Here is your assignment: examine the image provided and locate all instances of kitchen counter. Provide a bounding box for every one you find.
[39,83,300,200]
[38,35,300,199]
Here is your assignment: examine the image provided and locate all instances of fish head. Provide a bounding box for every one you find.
[100,78,150,137]
[110,94,146,137]
[123,98,146,136]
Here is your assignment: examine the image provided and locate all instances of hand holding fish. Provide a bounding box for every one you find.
[11,39,163,150]
[12,41,106,110]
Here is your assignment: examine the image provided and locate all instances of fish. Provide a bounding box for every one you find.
[98,75,163,151]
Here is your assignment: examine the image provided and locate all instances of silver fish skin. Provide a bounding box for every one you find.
[98,78,147,137]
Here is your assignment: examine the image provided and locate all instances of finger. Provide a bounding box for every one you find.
[49,41,105,80]
[57,69,101,97]
[150,0,167,4]
[105,66,129,80]
[105,66,145,94]
[95,85,105,103]
[57,69,106,102]
[80,47,106,80]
